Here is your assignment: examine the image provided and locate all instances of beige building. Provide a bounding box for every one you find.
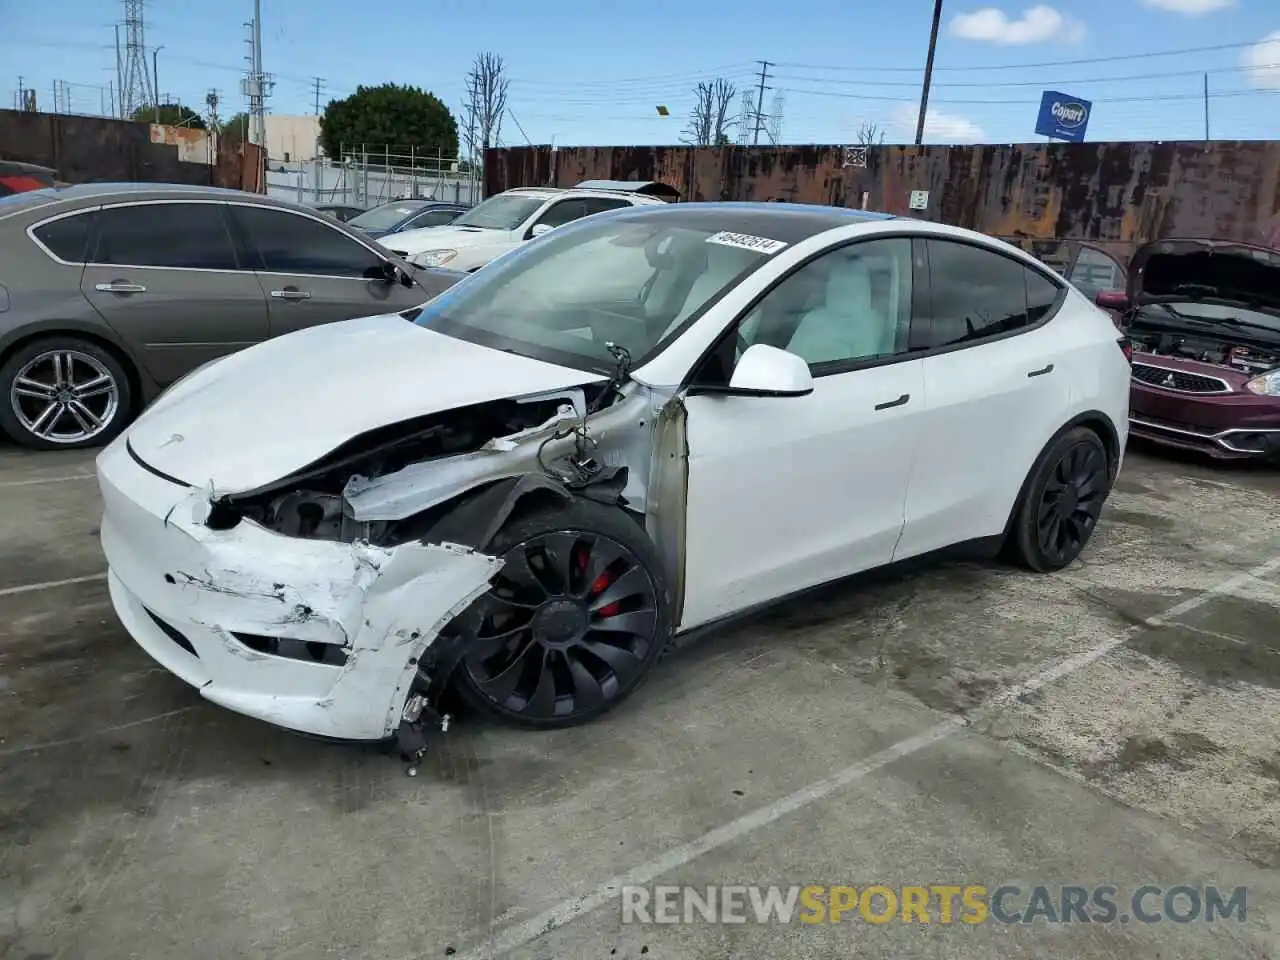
[263,114,322,163]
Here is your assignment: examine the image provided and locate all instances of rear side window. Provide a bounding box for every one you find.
[32,213,94,263]
[408,209,462,228]
[584,197,631,215]
[920,239,1034,348]
[534,199,589,229]
[1026,269,1063,323]
[233,205,385,278]
[91,202,239,270]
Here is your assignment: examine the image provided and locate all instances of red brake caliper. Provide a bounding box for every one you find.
[578,546,619,618]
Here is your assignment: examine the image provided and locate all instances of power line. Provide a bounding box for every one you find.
[776,38,1273,75]
[779,84,1269,107]
[772,60,1280,89]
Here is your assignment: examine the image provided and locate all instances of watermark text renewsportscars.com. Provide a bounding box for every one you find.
[621,884,1247,925]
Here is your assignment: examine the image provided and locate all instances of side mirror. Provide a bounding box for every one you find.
[726,344,814,397]
[529,222,554,239]
[1095,290,1130,311]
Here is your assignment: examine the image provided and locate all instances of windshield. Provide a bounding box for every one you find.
[348,201,427,230]
[414,214,770,371]
[451,194,546,231]
[1143,301,1280,335]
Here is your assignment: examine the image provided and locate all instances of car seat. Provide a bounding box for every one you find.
[785,259,892,363]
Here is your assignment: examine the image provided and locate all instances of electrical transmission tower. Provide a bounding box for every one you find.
[766,90,785,145]
[118,0,153,118]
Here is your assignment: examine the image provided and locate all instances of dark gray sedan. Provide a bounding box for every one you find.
[0,183,464,450]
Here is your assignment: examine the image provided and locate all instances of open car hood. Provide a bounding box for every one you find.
[124,313,606,493]
[1128,238,1280,317]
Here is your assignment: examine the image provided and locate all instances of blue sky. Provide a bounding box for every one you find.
[6,0,1279,150]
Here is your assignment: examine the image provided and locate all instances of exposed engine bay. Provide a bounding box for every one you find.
[1128,330,1280,375]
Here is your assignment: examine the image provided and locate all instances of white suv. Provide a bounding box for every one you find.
[384,186,669,272]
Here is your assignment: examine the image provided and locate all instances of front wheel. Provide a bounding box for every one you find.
[454,498,671,729]
[0,337,133,450]
[1007,426,1111,572]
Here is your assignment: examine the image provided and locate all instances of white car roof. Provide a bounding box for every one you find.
[499,187,666,206]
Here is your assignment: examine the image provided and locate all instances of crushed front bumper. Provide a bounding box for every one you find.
[96,438,503,740]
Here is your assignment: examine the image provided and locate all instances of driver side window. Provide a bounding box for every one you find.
[737,237,914,373]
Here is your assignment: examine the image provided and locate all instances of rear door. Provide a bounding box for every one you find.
[80,200,269,387]
[229,203,425,337]
[895,237,1075,560]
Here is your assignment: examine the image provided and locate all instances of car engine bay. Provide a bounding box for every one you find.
[1128,330,1280,374]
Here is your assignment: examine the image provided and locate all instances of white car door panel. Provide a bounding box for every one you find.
[678,235,926,631]
[897,329,1072,559]
[680,360,925,630]
[895,238,1076,560]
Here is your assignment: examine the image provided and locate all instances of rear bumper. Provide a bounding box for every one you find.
[96,436,503,739]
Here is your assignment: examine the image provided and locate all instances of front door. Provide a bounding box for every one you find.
[229,204,426,337]
[678,236,927,630]
[79,200,269,387]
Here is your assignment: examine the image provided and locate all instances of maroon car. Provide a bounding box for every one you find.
[1066,238,1280,460]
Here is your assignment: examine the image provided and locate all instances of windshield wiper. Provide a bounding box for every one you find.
[1152,304,1278,334]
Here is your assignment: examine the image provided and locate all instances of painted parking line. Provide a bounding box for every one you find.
[444,551,1280,960]
[0,472,96,490]
[0,572,107,597]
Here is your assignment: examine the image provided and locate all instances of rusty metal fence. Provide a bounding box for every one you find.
[484,141,1280,263]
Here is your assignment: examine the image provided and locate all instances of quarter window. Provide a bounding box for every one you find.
[234,205,385,278]
[583,197,631,215]
[91,202,239,270]
[32,213,94,263]
[920,239,1038,348]
[738,237,915,370]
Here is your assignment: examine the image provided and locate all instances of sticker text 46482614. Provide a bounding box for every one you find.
[705,231,789,255]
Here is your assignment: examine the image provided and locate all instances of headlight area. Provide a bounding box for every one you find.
[411,249,458,268]
[202,394,585,544]
[1245,370,1280,396]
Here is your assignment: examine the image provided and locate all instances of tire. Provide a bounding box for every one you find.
[1006,426,1111,573]
[453,497,672,729]
[0,337,134,451]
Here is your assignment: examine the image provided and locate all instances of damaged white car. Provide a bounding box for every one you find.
[97,202,1131,756]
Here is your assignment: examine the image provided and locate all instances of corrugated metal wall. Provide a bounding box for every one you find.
[484,141,1280,263]
[0,109,265,192]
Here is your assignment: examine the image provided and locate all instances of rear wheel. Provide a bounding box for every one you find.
[1007,426,1111,572]
[455,498,671,729]
[0,337,133,450]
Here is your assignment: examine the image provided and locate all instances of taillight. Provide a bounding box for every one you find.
[1117,336,1132,364]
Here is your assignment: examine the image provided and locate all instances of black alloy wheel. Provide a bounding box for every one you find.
[1010,426,1111,572]
[456,501,669,728]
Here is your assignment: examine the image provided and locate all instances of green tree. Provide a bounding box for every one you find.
[319,83,458,161]
[131,102,206,129]
[219,113,250,147]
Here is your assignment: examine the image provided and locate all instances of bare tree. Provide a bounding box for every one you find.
[464,52,509,161]
[856,120,886,147]
[683,78,738,146]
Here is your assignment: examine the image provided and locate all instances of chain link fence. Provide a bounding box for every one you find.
[265,148,482,210]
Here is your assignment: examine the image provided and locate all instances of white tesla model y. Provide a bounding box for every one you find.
[96,202,1131,751]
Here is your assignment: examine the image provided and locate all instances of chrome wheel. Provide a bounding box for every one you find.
[9,349,120,444]
[462,530,660,723]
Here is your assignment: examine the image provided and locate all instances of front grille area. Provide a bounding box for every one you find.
[1131,362,1230,394]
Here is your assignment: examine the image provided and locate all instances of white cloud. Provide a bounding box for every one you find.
[1139,0,1235,14]
[950,5,1086,44]
[1242,31,1280,90]
[892,104,986,143]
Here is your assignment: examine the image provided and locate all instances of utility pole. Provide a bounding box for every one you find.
[751,60,773,146]
[240,0,273,150]
[1202,72,1210,142]
[312,77,325,115]
[152,46,164,121]
[915,0,944,145]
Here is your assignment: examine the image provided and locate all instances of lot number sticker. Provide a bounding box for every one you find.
[706,231,789,255]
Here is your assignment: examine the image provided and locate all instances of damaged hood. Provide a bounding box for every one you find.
[126,312,606,492]
[1129,238,1280,317]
